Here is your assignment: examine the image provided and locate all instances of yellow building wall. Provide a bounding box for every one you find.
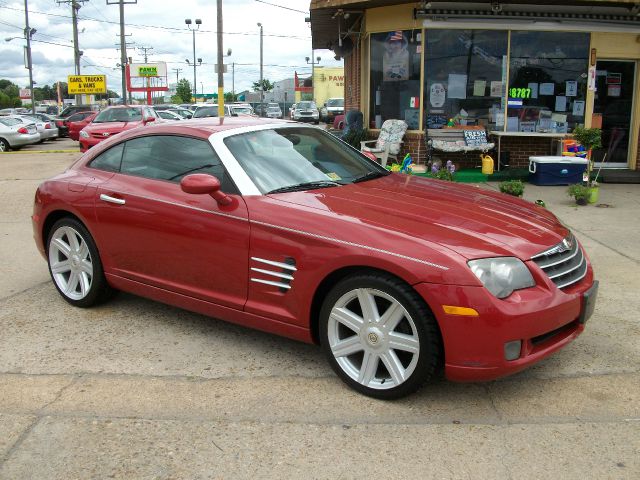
[313,67,345,107]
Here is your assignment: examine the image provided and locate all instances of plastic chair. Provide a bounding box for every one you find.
[360,119,407,167]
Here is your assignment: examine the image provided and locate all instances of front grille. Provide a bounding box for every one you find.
[531,234,587,289]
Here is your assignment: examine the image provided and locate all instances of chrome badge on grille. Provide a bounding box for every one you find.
[559,236,573,253]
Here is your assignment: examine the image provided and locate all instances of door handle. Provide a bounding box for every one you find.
[100,193,126,205]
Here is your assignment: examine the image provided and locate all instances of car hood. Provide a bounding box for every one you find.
[84,121,144,133]
[271,174,567,260]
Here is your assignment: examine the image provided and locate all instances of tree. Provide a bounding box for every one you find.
[175,79,192,103]
[252,79,275,93]
[224,92,238,103]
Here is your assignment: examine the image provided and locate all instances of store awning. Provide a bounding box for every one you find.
[310,1,640,50]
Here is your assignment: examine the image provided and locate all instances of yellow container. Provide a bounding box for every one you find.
[481,154,494,175]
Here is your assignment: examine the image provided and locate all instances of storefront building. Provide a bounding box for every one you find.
[310,1,640,171]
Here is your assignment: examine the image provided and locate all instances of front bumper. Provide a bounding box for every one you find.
[414,266,595,382]
[79,135,106,152]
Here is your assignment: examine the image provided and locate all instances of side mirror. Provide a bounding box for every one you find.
[180,173,232,206]
[143,116,156,124]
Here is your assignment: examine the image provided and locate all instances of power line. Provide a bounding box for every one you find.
[254,0,308,15]
[0,4,311,39]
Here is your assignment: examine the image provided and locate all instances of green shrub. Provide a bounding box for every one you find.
[342,128,369,150]
[499,180,525,197]
[567,183,592,205]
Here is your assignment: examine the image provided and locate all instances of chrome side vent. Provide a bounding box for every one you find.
[250,257,297,292]
[531,234,587,289]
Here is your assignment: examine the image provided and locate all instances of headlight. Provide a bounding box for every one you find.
[79,130,89,138]
[468,257,535,299]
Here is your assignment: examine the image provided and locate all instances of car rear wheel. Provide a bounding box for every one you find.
[320,273,441,399]
[47,218,113,307]
[0,138,9,152]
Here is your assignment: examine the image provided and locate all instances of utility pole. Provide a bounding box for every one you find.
[138,45,153,105]
[172,67,182,84]
[185,18,201,103]
[216,0,224,117]
[57,0,86,105]
[107,0,137,104]
[257,22,263,115]
[23,0,35,114]
[231,62,235,100]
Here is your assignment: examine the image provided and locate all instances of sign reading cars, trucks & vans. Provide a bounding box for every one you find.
[67,75,107,95]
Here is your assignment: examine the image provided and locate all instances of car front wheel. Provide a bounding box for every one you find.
[47,218,113,307]
[0,138,10,152]
[320,273,441,399]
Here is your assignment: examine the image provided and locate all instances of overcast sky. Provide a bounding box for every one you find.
[0,0,341,97]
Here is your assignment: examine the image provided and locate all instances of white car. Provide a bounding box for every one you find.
[0,117,40,151]
[293,101,319,124]
[156,110,183,121]
[22,114,59,141]
[266,104,283,119]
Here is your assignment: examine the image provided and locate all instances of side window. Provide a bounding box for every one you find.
[119,135,237,193]
[88,143,124,172]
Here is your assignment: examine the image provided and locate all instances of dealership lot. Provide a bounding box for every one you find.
[0,145,638,479]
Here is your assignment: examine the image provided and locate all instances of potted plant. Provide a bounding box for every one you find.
[499,180,525,197]
[572,127,602,203]
[567,183,590,206]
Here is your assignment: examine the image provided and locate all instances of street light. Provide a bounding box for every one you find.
[305,55,321,104]
[185,18,202,102]
[257,22,263,115]
[185,57,203,102]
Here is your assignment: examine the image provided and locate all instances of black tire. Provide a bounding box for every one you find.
[0,138,10,152]
[46,217,114,308]
[319,273,441,400]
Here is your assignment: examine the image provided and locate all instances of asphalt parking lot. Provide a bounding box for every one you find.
[0,140,639,479]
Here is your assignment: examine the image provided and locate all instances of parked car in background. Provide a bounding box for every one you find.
[0,116,39,151]
[0,108,29,116]
[19,114,59,141]
[168,108,193,119]
[55,105,101,137]
[320,98,345,123]
[152,105,177,111]
[229,103,255,116]
[156,110,183,121]
[266,104,283,119]
[68,112,97,141]
[33,118,598,400]
[78,105,159,152]
[58,111,95,138]
[289,103,297,120]
[193,104,255,118]
[293,101,319,124]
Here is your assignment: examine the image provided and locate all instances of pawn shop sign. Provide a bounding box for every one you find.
[68,75,107,95]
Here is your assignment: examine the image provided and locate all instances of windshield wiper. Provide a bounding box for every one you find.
[352,171,389,183]
[266,181,341,194]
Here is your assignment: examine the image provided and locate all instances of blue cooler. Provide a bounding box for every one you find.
[528,156,589,186]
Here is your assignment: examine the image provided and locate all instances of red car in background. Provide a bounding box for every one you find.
[78,105,159,152]
[68,112,97,141]
[32,118,598,399]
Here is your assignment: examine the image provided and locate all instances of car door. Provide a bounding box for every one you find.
[92,134,250,309]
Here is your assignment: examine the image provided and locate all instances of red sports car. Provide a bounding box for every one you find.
[68,112,97,141]
[78,105,159,152]
[32,118,598,399]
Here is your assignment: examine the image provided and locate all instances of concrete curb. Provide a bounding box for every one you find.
[0,150,79,155]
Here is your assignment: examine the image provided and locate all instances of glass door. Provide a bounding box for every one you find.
[592,60,637,168]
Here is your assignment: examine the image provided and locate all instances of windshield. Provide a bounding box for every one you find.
[224,127,389,194]
[0,118,20,127]
[297,102,316,109]
[193,107,218,118]
[326,99,344,107]
[93,108,142,123]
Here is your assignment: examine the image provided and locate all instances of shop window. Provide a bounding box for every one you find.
[507,31,589,133]
[369,30,421,130]
[423,30,508,131]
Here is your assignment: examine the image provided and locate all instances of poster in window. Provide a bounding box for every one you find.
[430,83,446,108]
[555,96,567,112]
[490,81,502,97]
[382,31,409,81]
[528,83,539,99]
[540,83,555,95]
[448,74,467,99]
[608,84,621,97]
[572,100,585,116]
[473,80,486,96]
[566,81,578,97]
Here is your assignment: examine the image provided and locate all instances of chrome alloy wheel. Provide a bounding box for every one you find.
[48,225,94,301]
[327,288,420,390]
